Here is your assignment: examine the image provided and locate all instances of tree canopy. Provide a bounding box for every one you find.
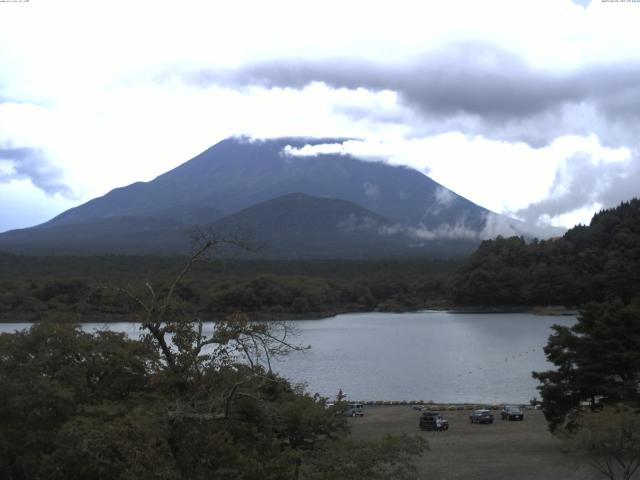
[450,199,640,307]
[533,300,640,432]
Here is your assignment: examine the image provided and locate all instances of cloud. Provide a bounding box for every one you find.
[191,44,578,119]
[187,43,640,148]
[407,223,479,241]
[281,140,397,165]
[479,212,565,239]
[379,221,476,241]
[282,142,347,157]
[418,186,458,218]
[338,213,382,232]
[363,182,380,199]
[0,146,73,197]
[379,210,563,242]
[380,218,477,242]
[434,187,455,208]
[515,152,640,226]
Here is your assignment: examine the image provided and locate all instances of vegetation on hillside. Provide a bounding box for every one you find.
[450,199,640,307]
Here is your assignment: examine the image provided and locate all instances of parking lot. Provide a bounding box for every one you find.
[348,405,600,480]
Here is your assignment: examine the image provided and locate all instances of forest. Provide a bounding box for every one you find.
[450,199,640,308]
[0,254,456,322]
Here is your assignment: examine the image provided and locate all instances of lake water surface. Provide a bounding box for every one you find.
[0,311,574,404]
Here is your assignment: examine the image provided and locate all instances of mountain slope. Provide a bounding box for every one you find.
[0,137,558,256]
[44,137,489,229]
[0,216,192,255]
[213,193,403,257]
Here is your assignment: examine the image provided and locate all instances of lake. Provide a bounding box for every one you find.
[0,311,574,404]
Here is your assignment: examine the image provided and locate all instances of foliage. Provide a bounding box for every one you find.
[533,299,640,432]
[302,434,427,480]
[0,236,426,479]
[450,199,640,307]
[0,323,158,480]
[562,405,640,480]
[0,254,457,322]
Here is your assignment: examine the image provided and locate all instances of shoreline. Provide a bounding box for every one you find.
[0,304,579,324]
[343,401,538,409]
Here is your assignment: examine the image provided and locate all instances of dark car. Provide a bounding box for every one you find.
[469,409,494,424]
[419,411,449,431]
[501,405,524,421]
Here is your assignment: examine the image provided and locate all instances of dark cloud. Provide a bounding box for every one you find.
[515,152,640,226]
[0,147,73,197]
[187,43,640,147]
[195,44,580,119]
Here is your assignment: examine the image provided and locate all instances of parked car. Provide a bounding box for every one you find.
[501,405,524,421]
[469,409,494,424]
[343,403,364,417]
[419,411,449,431]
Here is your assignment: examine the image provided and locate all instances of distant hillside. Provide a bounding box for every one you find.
[0,137,559,257]
[449,199,640,307]
[0,217,191,255]
[214,193,391,256]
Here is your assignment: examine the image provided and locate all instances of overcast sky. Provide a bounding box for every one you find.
[1,0,639,233]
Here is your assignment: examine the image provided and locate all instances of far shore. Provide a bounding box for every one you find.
[0,305,578,324]
[333,401,539,409]
[445,305,578,316]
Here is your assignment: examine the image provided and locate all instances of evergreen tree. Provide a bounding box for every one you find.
[533,299,640,432]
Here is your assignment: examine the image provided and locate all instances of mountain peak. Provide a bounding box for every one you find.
[0,136,557,257]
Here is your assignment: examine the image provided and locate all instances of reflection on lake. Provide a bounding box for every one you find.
[0,311,574,403]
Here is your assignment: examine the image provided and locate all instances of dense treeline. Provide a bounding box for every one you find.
[0,255,456,322]
[450,199,640,307]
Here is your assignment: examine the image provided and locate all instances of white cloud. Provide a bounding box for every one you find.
[408,223,479,241]
[516,151,640,226]
[434,187,455,208]
[363,182,380,199]
[0,180,76,232]
[275,134,633,228]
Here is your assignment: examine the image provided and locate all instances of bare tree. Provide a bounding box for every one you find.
[111,228,308,417]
